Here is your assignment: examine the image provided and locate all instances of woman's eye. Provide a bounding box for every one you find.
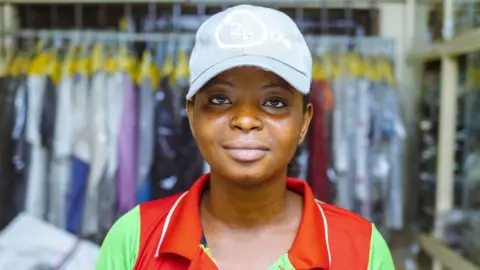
[210,96,231,105]
[264,99,286,108]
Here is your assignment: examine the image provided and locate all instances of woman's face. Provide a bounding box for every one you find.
[187,67,312,186]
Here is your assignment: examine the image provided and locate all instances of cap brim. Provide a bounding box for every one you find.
[186,55,310,100]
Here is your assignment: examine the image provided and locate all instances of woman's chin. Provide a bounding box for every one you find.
[214,164,281,188]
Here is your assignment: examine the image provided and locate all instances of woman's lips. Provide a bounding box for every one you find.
[224,148,268,162]
[222,141,269,162]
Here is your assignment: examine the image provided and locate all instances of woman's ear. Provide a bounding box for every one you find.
[298,103,313,145]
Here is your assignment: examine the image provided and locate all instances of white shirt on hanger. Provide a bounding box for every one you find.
[48,70,75,228]
[82,71,109,235]
[25,74,48,219]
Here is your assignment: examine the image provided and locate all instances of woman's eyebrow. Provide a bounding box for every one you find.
[204,79,233,88]
[261,82,294,93]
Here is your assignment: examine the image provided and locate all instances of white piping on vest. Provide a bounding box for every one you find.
[154,192,189,258]
[317,202,332,268]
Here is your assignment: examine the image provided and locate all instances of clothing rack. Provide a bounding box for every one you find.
[15,29,196,43]
[9,29,396,57]
[0,2,381,63]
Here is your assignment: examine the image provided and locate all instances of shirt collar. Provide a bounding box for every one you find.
[156,173,330,269]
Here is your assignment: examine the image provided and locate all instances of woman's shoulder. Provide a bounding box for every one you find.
[96,193,188,269]
[315,201,395,270]
[106,192,187,236]
[316,200,373,235]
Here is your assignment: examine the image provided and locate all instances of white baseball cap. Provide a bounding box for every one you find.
[186,4,312,100]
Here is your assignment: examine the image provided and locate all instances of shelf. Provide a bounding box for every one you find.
[419,234,480,270]
[408,27,480,62]
[0,0,403,8]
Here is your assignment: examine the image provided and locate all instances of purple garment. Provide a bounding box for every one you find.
[116,74,139,215]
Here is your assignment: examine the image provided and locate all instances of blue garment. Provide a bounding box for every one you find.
[136,178,151,204]
[66,156,89,234]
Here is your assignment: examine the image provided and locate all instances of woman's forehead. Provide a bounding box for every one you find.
[206,67,292,88]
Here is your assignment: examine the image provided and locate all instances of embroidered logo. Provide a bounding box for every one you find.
[214,9,291,50]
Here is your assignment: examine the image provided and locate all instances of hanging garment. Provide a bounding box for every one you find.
[116,73,139,215]
[384,86,405,230]
[66,74,91,234]
[296,144,309,181]
[136,176,151,205]
[287,146,303,178]
[172,54,204,195]
[151,78,203,199]
[151,78,179,198]
[332,74,357,211]
[308,80,330,203]
[369,83,389,225]
[40,77,57,152]
[136,79,155,204]
[0,76,20,229]
[41,77,58,222]
[11,75,30,218]
[151,41,203,199]
[82,70,109,236]
[353,78,372,220]
[464,151,480,208]
[49,69,75,228]
[98,71,125,235]
[176,96,204,193]
[25,73,48,219]
[66,156,90,234]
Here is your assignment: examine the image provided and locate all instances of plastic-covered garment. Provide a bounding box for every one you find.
[136,79,155,203]
[151,38,203,199]
[441,210,480,265]
[10,76,30,218]
[0,213,100,270]
[41,77,58,224]
[82,71,109,236]
[287,144,307,179]
[151,77,182,198]
[332,74,355,211]
[66,74,91,234]
[40,78,57,152]
[0,76,21,229]
[25,74,48,219]
[383,86,406,230]
[66,156,90,234]
[49,70,74,228]
[116,74,139,215]
[308,80,330,202]
[151,80,203,199]
[463,151,480,208]
[369,84,405,229]
[353,78,372,220]
[97,72,124,235]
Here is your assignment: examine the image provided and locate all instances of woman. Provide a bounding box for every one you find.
[96,5,395,270]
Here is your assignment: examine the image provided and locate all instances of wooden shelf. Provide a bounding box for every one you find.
[408,27,480,62]
[419,234,480,270]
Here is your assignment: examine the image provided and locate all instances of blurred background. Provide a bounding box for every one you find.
[0,0,479,269]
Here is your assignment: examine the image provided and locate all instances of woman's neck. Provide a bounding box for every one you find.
[203,171,289,228]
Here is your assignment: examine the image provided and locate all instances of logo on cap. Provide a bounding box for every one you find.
[214,9,291,50]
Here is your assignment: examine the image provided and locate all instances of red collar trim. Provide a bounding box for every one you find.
[156,174,330,269]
